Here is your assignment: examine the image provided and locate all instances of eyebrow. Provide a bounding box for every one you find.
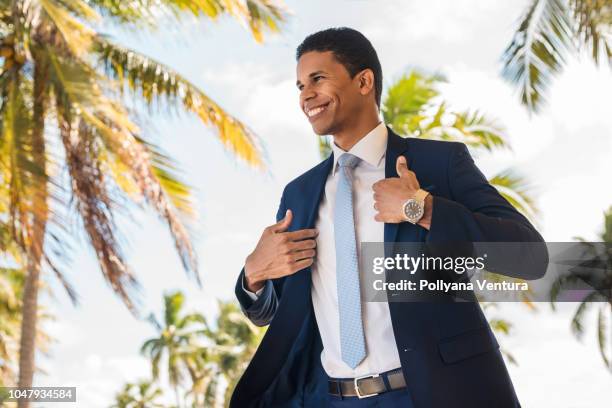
[296,70,327,87]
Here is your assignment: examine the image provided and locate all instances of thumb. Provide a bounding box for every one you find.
[273,209,293,233]
[396,155,410,178]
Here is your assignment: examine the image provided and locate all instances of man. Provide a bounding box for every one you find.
[230,27,545,408]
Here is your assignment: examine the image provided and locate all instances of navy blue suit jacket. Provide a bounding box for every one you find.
[231,128,545,408]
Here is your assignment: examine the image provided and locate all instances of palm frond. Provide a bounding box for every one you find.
[88,0,160,26]
[489,169,538,221]
[0,267,23,312]
[165,291,185,326]
[37,0,98,57]
[89,0,286,42]
[145,312,163,331]
[488,317,513,335]
[43,253,78,305]
[159,0,286,42]
[601,206,612,243]
[59,111,140,312]
[178,312,207,330]
[151,351,162,379]
[54,0,101,22]
[570,290,604,338]
[317,135,331,159]
[381,70,509,151]
[571,297,592,338]
[571,0,612,65]
[48,51,199,288]
[140,337,161,355]
[596,303,611,370]
[549,272,591,310]
[0,72,38,251]
[111,133,200,284]
[382,71,442,136]
[452,110,508,151]
[420,106,509,151]
[50,51,143,310]
[72,120,138,312]
[501,349,519,366]
[139,138,196,218]
[167,352,184,386]
[93,37,265,168]
[239,0,286,42]
[501,0,574,113]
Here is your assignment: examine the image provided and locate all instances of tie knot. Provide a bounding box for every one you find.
[337,153,361,169]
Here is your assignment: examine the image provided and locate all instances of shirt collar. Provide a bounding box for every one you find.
[331,121,388,174]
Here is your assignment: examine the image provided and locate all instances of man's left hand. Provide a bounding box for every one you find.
[372,156,433,229]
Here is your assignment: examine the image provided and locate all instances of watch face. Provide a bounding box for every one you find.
[404,199,424,223]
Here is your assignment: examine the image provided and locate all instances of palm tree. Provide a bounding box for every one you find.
[176,300,265,407]
[501,0,612,113]
[110,379,166,408]
[550,206,612,372]
[138,295,265,408]
[212,301,265,405]
[186,301,265,407]
[141,291,208,408]
[0,0,286,403]
[181,346,223,408]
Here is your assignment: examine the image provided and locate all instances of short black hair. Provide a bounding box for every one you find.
[296,27,383,107]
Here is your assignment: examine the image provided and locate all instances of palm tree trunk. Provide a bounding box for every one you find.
[17,54,49,408]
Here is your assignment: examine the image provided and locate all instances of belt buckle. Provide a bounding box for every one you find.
[353,373,379,399]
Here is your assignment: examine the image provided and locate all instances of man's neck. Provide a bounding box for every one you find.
[332,110,381,151]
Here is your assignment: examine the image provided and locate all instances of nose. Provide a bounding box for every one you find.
[300,85,316,106]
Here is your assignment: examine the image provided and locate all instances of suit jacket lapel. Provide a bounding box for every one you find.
[278,154,333,322]
[303,155,334,229]
[384,127,409,244]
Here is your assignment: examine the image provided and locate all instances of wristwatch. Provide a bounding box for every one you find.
[402,189,430,224]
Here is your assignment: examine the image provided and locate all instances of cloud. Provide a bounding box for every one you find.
[44,319,83,348]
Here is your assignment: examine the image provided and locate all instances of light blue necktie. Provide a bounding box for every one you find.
[334,153,366,369]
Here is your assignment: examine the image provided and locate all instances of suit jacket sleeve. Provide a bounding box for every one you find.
[234,192,288,326]
[427,143,547,279]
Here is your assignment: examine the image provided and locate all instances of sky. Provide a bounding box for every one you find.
[29,0,612,407]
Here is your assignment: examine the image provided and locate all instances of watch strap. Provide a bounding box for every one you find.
[414,188,430,203]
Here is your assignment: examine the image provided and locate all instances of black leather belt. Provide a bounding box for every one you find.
[328,368,406,399]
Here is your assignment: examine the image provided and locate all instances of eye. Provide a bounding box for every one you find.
[313,75,323,82]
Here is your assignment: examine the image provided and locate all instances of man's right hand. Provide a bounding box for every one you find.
[244,209,317,292]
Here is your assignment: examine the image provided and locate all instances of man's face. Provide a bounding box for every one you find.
[296,51,363,135]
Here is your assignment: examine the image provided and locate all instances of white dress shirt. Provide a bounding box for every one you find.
[311,122,400,378]
[245,122,401,378]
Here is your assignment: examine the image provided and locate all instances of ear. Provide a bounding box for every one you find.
[357,68,375,97]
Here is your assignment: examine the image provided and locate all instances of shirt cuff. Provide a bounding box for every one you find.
[242,275,264,301]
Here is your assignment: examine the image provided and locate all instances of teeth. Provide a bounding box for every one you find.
[307,105,326,117]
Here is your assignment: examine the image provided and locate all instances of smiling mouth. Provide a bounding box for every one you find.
[305,102,330,119]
